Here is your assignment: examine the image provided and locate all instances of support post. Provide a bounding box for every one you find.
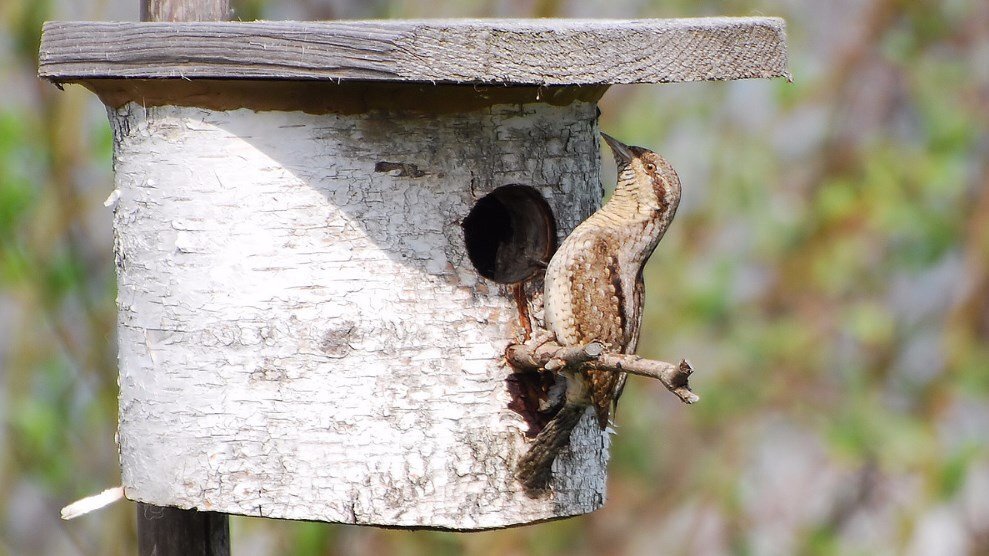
[137,505,230,556]
[135,3,231,556]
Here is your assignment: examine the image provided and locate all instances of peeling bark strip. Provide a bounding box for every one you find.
[38,18,789,85]
[111,98,606,529]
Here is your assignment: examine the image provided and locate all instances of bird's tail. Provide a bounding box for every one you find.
[515,402,587,493]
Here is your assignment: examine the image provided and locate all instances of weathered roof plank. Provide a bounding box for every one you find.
[39,18,789,85]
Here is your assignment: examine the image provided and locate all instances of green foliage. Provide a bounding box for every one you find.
[936,444,980,500]
[0,112,37,244]
[289,521,338,556]
[9,357,77,488]
[9,0,51,63]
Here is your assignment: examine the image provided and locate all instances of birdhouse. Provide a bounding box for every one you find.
[39,18,788,530]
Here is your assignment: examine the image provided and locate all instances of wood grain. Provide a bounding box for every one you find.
[39,18,789,85]
[141,0,229,22]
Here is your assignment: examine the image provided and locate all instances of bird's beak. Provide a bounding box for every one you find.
[601,133,634,166]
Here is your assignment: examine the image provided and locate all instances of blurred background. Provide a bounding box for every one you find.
[2,0,988,554]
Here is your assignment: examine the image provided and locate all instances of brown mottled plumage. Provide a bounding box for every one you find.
[516,133,682,491]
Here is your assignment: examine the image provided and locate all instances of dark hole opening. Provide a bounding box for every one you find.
[462,185,557,284]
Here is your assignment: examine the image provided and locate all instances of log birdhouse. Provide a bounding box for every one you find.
[39,18,788,530]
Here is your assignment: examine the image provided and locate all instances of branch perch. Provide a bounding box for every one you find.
[505,341,699,404]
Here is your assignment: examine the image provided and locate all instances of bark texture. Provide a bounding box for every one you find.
[110,96,606,529]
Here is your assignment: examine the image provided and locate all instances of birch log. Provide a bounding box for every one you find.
[110,91,606,529]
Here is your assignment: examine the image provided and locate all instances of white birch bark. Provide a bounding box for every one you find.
[109,98,607,529]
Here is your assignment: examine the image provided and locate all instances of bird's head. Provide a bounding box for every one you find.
[602,133,681,216]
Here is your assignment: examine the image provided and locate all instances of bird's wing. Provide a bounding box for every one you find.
[554,236,629,429]
[611,270,645,418]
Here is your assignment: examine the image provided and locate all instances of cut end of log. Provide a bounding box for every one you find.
[584,342,604,357]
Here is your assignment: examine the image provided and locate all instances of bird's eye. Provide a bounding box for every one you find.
[645,163,656,172]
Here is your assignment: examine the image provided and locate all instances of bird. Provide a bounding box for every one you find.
[516,133,683,491]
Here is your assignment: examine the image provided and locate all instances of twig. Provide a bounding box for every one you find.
[505,341,699,404]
